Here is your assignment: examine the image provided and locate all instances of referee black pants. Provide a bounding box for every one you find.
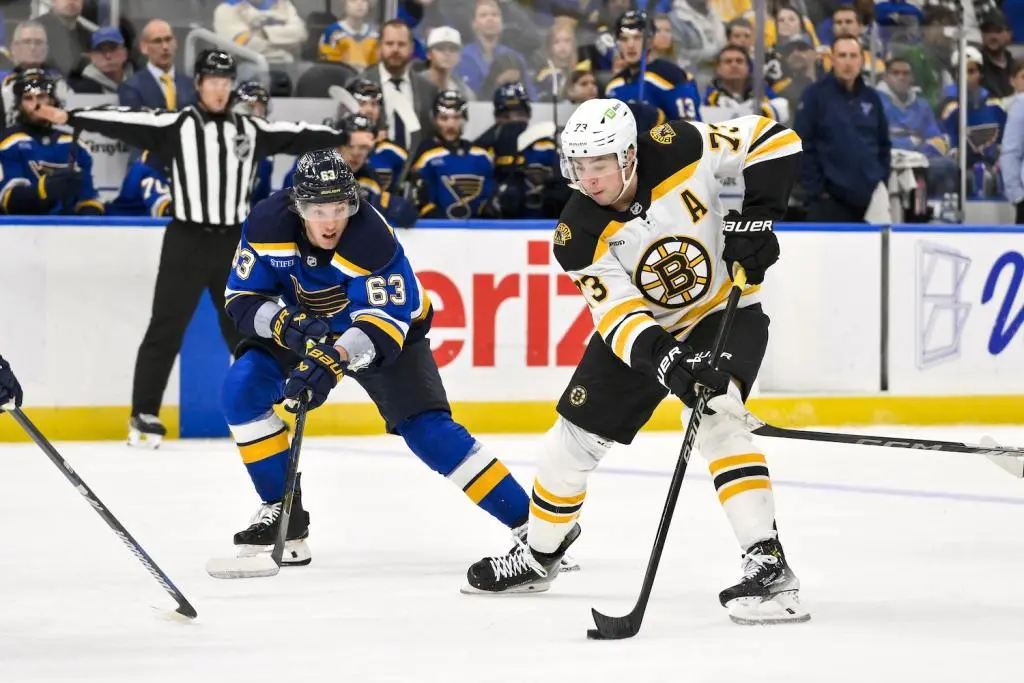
[131,221,244,417]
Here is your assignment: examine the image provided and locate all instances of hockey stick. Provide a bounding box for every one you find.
[635,0,655,104]
[5,407,197,619]
[206,396,309,579]
[588,265,748,640]
[751,425,1024,477]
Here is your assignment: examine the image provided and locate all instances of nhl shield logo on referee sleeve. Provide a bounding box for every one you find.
[233,134,252,159]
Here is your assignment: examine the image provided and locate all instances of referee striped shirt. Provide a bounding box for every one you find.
[67,106,347,227]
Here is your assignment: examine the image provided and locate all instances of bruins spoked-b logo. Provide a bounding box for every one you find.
[568,385,588,406]
[634,236,711,309]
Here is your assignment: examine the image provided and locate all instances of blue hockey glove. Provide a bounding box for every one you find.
[283,344,345,412]
[40,168,83,207]
[271,305,330,355]
[0,355,23,409]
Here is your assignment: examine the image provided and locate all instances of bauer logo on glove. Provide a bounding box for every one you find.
[722,218,773,233]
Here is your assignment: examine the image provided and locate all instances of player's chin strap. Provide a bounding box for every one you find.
[608,150,639,206]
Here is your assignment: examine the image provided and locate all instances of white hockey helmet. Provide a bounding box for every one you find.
[559,98,638,199]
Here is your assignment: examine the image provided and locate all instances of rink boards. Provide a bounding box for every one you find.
[0,219,1021,440]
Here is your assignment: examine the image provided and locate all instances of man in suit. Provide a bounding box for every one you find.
[118,19,195,111]
[359,19,437,156]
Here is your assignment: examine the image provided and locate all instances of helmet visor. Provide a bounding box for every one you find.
[559,151,623,186]
[295,197,360,221]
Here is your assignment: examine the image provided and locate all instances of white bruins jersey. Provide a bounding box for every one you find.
[553,115,802,377]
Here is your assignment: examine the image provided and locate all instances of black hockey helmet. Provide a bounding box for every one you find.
[194,49,237,80]
[493,82,530,117]
[231,80,271,116]
[346,77,383,103]
[615,9,651,38]
[433,89,468,119]
[13,68,61,107]
[290,148,360,218]
[336,112,375,135]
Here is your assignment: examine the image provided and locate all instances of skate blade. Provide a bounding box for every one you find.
[127,430,162,449]
[727,591,810,625]
[206,554,281,579]
[560,554,581,572]
[459,580,553,595]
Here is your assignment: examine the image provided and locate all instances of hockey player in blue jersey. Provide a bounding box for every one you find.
[474,82,557,218]
[218,149,564,567]
[605,10,701,123]
[346,78,408,194]
[410,90,495,219]
[105,152,172,217]
[0,69,103,216]
[231,81,274,205]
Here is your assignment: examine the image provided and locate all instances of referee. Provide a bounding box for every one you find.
[34,50,348,447]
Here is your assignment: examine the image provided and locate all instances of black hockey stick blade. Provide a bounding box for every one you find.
[587,266,748,640]
[8,407,198,619]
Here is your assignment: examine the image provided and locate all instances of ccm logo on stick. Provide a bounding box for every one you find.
[722,219,773,233]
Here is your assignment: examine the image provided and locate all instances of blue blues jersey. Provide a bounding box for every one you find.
[941,85,1007,166]
[225,189,431,366]
[252,158,273,205]
[106,154,171,217]
[411,138,495,219]
[605,59,701,123]
[0,125,103,215]
[369,139,408,193]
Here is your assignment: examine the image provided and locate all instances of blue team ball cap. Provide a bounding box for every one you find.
[91,27,125,50]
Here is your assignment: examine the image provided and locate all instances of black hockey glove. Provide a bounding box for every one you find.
[271,305,331,356]
[655,342,731,409]
[721,211,780,286]
[283,344,346,412]
[39,168,83,208]
[0,355,23,409]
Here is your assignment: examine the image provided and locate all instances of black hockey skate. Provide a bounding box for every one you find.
[127,413,166,449]
[719,537,809,625]
[233,473,311,566]
[462,523,581,594]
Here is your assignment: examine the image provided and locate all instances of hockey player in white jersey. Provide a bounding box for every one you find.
[462,98,809,625]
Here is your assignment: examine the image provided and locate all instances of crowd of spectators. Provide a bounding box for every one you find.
[0,0,1022,221]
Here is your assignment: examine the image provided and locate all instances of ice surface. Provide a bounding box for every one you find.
[2,425,1024,682]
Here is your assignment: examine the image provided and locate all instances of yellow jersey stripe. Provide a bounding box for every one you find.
[250,241,298,255]
[751,116,775,147]
[669,282,762,336]
[650,160,699,203]
[612,313,653,360]
[530,500,578,524]
[644,71,673,91]
[465,461,510,504]
[0,133,31,151]
[596,298,646,337]
[331,252,371,277]
[745,130,800,166]
[239,430,290,464]
[376,141,408,160]
[708,452,767,475]
[533,479,586,506]
[413,147,448,171]
[718,478,771,504]
[354,314,405,348]
[592,220,626,263]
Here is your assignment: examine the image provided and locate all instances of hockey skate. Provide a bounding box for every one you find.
[462,523,581,594]
[719,537,809,625]
[127,413,166,449]
[232,474,311,567]
[513,522,580,572]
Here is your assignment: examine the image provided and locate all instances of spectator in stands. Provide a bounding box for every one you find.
[876,56,957,195]
[1000,92,1024,222]
[708,0,749,23]
[567,68,599,104]
[68,27,134,95]
[424,27,472,101]
[360,19,438,153]
[743,0,820,50]
[815,0,874,44]
[921,0,1000,44]
[667,0,727,68]
[942,46,1007,196]
[980,11,1016,99]
[119,20,195,111]
[318,0,380,70]
[1007,62,1024,109]
[727,17,787,90]
[536,20,578,102]
[704,45,788,121]
[777,6,812,45]
[480,52,531,103]
[0,69,103,216]
[795,36,891,222]
[37,0,91,76]
[774,38,823,115]
[213,0,306,65]
[0,21,58,81]
[821,5,885,78]
[606,10,701,121]
[454,0,533,99]
[649,14,678,65]
[893,4,956,112]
